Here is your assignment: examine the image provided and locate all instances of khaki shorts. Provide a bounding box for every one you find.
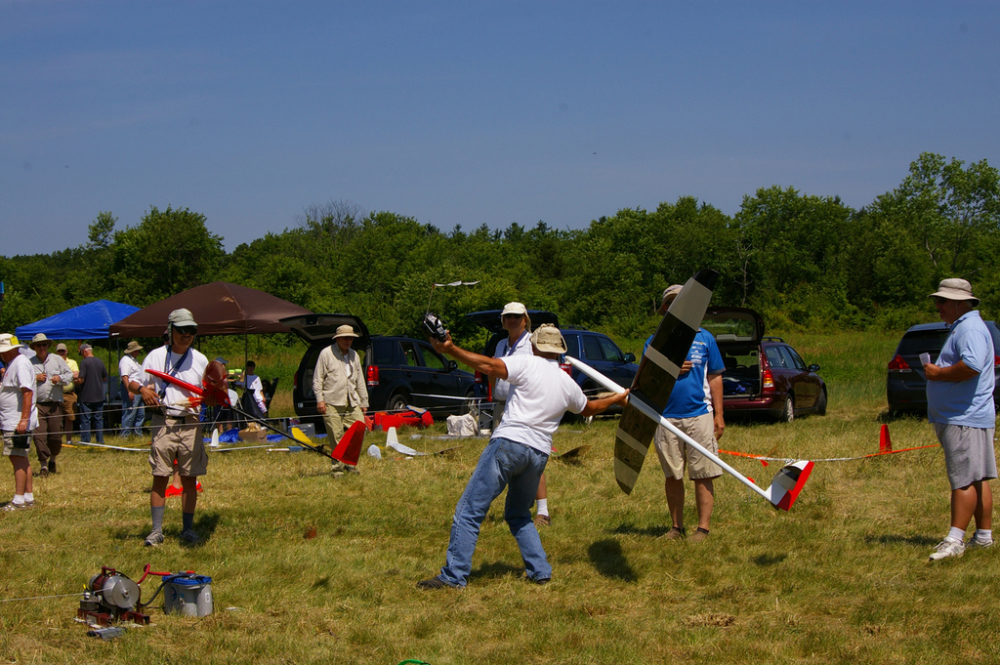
[148,414,207,478]
[653,412,722,481]
[2,430,32,458]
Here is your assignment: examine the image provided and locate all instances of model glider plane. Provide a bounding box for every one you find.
[569,268,812,511]
[145,367,366,467]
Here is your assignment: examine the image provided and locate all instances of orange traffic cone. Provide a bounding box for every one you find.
[879,424,893,453]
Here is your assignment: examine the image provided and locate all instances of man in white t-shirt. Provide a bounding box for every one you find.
[118,341,145,438]
[127,308,209,546]
[418,324,629,589]
[1,334,38,511]
[240,360,267,414]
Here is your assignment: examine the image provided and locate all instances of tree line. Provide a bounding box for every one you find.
[2,152,998,346]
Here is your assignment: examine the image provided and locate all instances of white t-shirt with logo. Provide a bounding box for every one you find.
[141,345,209,417]
[492,331,532,402]
[1,354,39,431]
[491,354,588,455]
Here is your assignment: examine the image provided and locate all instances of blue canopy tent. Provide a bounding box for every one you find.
[15,300,139,340]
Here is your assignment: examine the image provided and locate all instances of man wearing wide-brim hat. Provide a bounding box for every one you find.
[28,333,73,477]
[312,324,368,473]
[923,278,997,561]
[118,341,146,438]
[0,333,38,510]
[417,324,629,589]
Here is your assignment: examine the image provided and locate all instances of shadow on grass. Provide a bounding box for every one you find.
[753,553,787,566]
[611,523,672,538]
[877,409,927,424]
[863,533,938,547]
[588,539,637,582]
[109,510,221,547]
[470,561,523,582]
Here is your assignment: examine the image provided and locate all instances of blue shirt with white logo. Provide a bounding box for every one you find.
[644,328,724,419]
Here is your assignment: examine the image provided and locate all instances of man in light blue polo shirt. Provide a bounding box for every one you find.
[645,285,726,543]
[923,278,997,561]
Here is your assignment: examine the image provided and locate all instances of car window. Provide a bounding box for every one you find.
[369,339,394,365]
[765,346,788,369]
[399,342,421,367]
[418,342,446,370]
[783,346,807,370]
[897,329,950,356]
[582,335,603,361]
[598,336,624,362]
[564,334,581,359]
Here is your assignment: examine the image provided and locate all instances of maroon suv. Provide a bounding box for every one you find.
[702,307,827,422]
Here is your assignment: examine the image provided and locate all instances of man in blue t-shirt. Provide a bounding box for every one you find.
[923,278,997,562]
[644,285,726,543]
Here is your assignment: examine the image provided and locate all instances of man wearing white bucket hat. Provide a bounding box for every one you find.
[313,324,368,472]
[923,278,997,561]
[417,324,629,589]
[29,333,73,476]
[0,334,38,511]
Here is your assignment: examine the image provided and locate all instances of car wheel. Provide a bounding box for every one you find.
[779,394,795,423]
[459,388,476,415]
[816,389,828,416]
[387,393,409,413]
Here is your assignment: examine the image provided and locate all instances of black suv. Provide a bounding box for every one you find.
[887,321,1000,415]
[282,314,477,430]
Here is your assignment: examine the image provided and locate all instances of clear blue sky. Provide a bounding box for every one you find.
[2,1,998,257]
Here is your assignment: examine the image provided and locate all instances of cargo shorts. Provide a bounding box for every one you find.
[148,414,207,478]
[653,412,722,481]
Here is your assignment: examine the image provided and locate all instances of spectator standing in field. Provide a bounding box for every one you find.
[29,334,72,476]
[55,343,79,445]
[75,343,108,444]
[239,360,267,415]
[418,324,629,589]
[491,302,552,528]
[646,284,726,543]
[313,325,368,474]
[128,308,209,546]
[1,334,37,511]
[923,278,997,561]
[118,341,145,438]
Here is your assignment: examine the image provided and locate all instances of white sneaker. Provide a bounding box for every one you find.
[929,537,965,561]
[967,537,994,550]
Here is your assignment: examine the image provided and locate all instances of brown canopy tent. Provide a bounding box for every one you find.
[108,282,312,338]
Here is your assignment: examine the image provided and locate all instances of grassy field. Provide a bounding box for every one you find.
[2,331,999,664]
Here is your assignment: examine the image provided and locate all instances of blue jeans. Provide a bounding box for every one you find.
[439,437,551,586]
[79,401,104,443]
[120,390,146,438]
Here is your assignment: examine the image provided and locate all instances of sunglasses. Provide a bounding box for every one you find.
[502,314,524,320]
[175,326,198,335]
[56,350,67,354]
[933,297,950,305]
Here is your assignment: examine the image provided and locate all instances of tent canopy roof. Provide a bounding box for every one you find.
[108,282,312,338]
[15,300,140,340]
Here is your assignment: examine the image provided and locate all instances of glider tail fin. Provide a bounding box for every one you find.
[331,421,367,466]
[765,460,814,511]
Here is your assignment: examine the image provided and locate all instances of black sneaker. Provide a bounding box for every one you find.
[416,576,451,590]
[534,577,551,585]
[48,460,56,474]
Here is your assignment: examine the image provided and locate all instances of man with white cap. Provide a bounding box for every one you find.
[118,341,145,438]
[923,278,997,561]
[312,324,368,472]
[417,324,629,589]
[0,334,37,510]
[127,308,209,546]
[29,334,73,476]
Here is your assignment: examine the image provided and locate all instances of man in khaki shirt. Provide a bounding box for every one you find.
[313,325,368,472]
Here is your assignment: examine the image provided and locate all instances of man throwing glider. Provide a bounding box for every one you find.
[923,279,997,561]
[418,324,629,589]
[127,308,209,546]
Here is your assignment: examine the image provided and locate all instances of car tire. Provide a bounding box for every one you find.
[387,393,409,413]
[459,388,476,415]
[779,394,795,423]
[816,389,828,416]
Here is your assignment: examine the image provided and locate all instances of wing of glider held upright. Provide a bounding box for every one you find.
[613,269,718,495]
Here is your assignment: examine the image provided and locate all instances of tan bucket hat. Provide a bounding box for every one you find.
[29,333,53,348]
[333,324,359,339]
[531,324,568,354]
[55,343,68,353]
[125,341,144,354]
[930,278,979,306]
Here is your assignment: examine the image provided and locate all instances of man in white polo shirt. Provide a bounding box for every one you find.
[1,334,37,511]
[127,309,209,546]
[417,324,629,589]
